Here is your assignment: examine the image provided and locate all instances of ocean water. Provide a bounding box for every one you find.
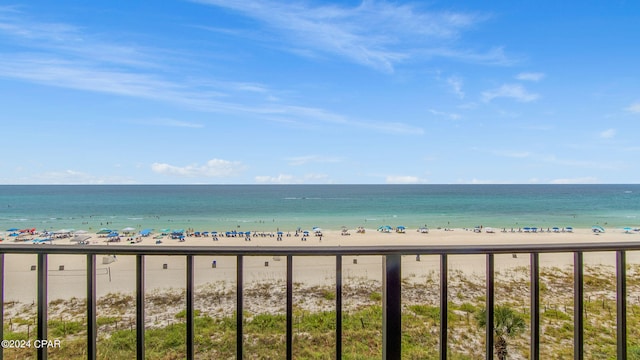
[0,184,638,233]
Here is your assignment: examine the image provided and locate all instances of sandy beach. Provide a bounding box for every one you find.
[2,224,640,360]
[2,226,639,304]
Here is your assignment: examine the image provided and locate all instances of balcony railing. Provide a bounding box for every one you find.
[1,241,639,360]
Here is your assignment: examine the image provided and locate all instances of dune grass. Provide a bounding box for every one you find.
[3,264,640,359]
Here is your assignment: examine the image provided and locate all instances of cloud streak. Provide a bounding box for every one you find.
[192,0,501,72]
[482,84,539,103]
[626,102,640,113]
[0,8,423,135]
[151,159,245,178]
[516,72,545,82]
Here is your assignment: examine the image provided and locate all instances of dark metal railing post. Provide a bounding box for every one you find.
[486,253,494,360]
[236,255,243,360]
[530,253,540,360]
[440,254,448,360]
[574,251,584,360]
[383,254,402,360]
[37,253,48,360]
[336,255,342,360]
[287,255,293,360]
[617,250,627,359]
[87,254,97,360]
[186,255,195,359]
[136,254,145,360]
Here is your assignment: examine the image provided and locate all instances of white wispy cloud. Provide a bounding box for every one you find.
[191,0,502,72]
[481,84,539,103]
[0,8,422,135]
[550,177,599,184]
[148,118,205,128]
[625,102,640,113]
[385,175,426,184]
[19,170,137,185]
[254,173,331,184]
[599,128,616,139]
[516,72,545,82]
[447,76,464,99]
[491,150,532,158]
[151,159,245,177]
[287,155,342,166]
[429,109,461,120]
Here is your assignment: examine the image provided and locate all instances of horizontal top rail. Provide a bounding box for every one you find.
[2,242,640,256]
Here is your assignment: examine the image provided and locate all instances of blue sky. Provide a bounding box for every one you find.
[1,1,639,184]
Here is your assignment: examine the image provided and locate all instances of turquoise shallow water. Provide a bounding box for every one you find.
[0,185,638,233]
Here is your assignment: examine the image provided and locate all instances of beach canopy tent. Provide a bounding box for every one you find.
[139,229,152,237]
[97,229,112,235]
[107,232,119,237]
[592,225,605,233]
[624,227,633,233]
[378,225,393,233]
[6,228,19,232]
[160,229,171,235]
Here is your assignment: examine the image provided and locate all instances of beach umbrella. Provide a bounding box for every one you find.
[107,232,119,237]
[624,227,632,233]
[6,228,19,232]
[592,225,605,233]
[97,229,112,234]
